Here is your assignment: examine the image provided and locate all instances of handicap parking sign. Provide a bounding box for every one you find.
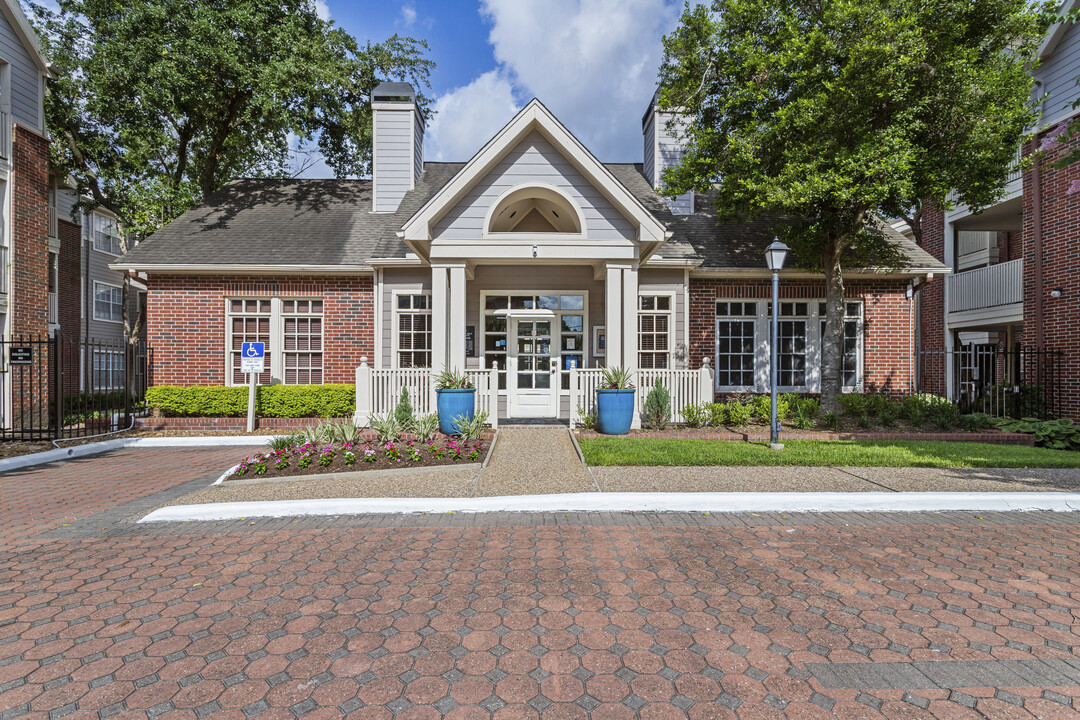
[241,342,265,373]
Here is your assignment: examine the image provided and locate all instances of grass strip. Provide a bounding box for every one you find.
[578,438,1080,469]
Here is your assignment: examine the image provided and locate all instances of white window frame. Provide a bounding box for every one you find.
[714,300,760,392]
[92,350,124,390]
[93,281,123,323]
[392,291,432,369]
[224,297,325,386]
[713,298,864,393]
[777,301,810,391]
[91,212,122,256]
[637,293,675,370]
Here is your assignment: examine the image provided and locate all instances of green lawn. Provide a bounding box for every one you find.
[578,437,1080,469]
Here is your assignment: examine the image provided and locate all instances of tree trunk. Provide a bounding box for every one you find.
[820,241,846,413]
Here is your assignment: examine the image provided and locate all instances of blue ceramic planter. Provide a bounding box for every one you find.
[596,388,636,435]
[436,388,476,435]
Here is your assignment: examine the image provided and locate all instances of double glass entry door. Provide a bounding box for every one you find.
[509,319,558,417]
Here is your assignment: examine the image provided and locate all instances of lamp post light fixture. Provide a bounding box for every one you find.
[765,239,789,450]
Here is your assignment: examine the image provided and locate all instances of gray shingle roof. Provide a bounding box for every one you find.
[120,163,944,274]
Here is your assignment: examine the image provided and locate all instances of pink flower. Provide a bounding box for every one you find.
[1040,123,1067,151]
[1068,178,1080,196]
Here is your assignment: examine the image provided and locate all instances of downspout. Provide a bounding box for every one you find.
[1031,138,1044,347]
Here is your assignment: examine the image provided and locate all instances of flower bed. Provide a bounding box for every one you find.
[228,437,489,481]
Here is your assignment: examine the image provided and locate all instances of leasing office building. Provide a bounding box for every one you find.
[117,83,945,421]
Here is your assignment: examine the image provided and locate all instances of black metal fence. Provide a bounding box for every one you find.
[0,335,149,441]
[915,345,1062,419]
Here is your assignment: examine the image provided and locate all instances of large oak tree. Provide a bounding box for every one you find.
[658,0,1043,410]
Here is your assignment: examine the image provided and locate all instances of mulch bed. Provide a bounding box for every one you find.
[226,438,489,482]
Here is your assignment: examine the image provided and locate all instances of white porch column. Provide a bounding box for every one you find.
[605,264,624,368]
[431,265,449,372]
[448,264,467,371]
[622,263,639,374]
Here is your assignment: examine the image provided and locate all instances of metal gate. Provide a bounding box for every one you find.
[0,335,149,440]
[915,344,1062,419]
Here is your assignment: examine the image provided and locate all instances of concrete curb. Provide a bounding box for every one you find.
[138,491,1080,523]
[0,435,274,474]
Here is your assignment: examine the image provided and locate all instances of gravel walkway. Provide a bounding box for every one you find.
[473,427,595,496]
[594,464,1080,493]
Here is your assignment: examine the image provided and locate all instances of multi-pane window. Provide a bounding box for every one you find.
[818,302,862,389]
[778,302,808,388]
[93,350,124,389]
[715,301,757,389]
[396,294,431,368]
[229,299,272,385]
[92,213,122,255]
[93,282,123,322]
[482,294,586,391]
[638,295,671,369]
[283,300,323,384]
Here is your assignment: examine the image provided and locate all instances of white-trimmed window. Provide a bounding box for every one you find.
[714,299,864,393]
[228,299,273,385]
[819,302,863,391]
[92,212,122,255]
[778,302,809,389]
[93,350,124,390]
[638,295,671,369]
[715,301,757,390]
[93,282,123,322]
[395,294,431,368]
[283,300,324,384]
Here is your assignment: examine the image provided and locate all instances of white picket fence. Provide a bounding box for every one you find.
[354,358,499,428]
[569,360,715,428]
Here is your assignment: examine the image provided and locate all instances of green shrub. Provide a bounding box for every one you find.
[369,413,404,444]
[682,403,708,429]
[997,417,1080,450]
[454,411,489,442]
[791,402,818,429]
[643,379,671,430]
[576,407,596,431]
[838,393,870,417]
[414,414,439,443]
[394,387,415,429]
[752,394,791,424]
[146,384,355,418]
[707,402,727,426]
[726,399,755,426]
[822,411,840,431]
[902,393,955,416]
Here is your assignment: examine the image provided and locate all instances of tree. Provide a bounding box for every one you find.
[28,0,434,342]
[658,0,1043,410]
[1038,5,1080,184]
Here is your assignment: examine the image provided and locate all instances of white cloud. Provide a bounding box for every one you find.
[426,70,521,162]
[476,0,683,161]
[313,0,331,21]
[400,4,417,27]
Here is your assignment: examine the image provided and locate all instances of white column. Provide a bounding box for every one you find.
[354,357,372,425]
[622,263,639,374]
[431,265,448,372]
[448,264,466,371]
[605,264,623,368]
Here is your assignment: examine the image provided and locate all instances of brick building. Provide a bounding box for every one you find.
[118,83,945,423]
[916,9,1080,419]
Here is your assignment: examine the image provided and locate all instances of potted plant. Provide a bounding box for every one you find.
[596,365,636,435]
[434,367,475,435]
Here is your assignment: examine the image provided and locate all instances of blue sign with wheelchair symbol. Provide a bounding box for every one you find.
[242,342,265,358]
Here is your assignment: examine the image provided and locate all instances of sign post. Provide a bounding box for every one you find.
[241,342,265,433]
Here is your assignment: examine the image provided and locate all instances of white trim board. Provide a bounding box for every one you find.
[0,436,274,474]
[138,491,1080,523]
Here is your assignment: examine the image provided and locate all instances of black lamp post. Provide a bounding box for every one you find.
[765,239,789,449]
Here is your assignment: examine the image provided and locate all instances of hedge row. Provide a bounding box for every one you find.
[146,385,355,418]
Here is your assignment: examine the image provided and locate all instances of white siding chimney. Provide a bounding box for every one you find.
[372,82,425,213]
[642,92,694,215]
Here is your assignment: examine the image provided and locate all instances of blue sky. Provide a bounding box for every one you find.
[318,0,689,166]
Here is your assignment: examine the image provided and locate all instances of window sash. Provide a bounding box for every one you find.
[396,294,432,369]
[92,351,124,389]
[226,298,324,385]
[638,295,671,370]
[93,283,123,322]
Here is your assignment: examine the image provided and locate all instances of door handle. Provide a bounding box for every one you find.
[550,359,558,374]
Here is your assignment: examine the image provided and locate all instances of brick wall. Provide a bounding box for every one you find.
[11,126,50,339]
[147,275,375,386]
[57,219,81,341]
[688,276,916,396]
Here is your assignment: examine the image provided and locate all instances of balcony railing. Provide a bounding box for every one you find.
[1006,144,1023,184]
[48,291,57,325]
[947,258,1023,314]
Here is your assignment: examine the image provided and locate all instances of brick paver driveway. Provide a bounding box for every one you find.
[4,448,1080,718]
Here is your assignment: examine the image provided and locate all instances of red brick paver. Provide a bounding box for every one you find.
[2,449,1080,718]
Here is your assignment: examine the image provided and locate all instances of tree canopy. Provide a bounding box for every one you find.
[658,0,1044,408]
[29,0,435,240]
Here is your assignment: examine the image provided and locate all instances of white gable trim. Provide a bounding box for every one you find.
[1040,0,1078,59]
[400,99,669,252]
[481,182,586,238]
[0,0,52,76]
